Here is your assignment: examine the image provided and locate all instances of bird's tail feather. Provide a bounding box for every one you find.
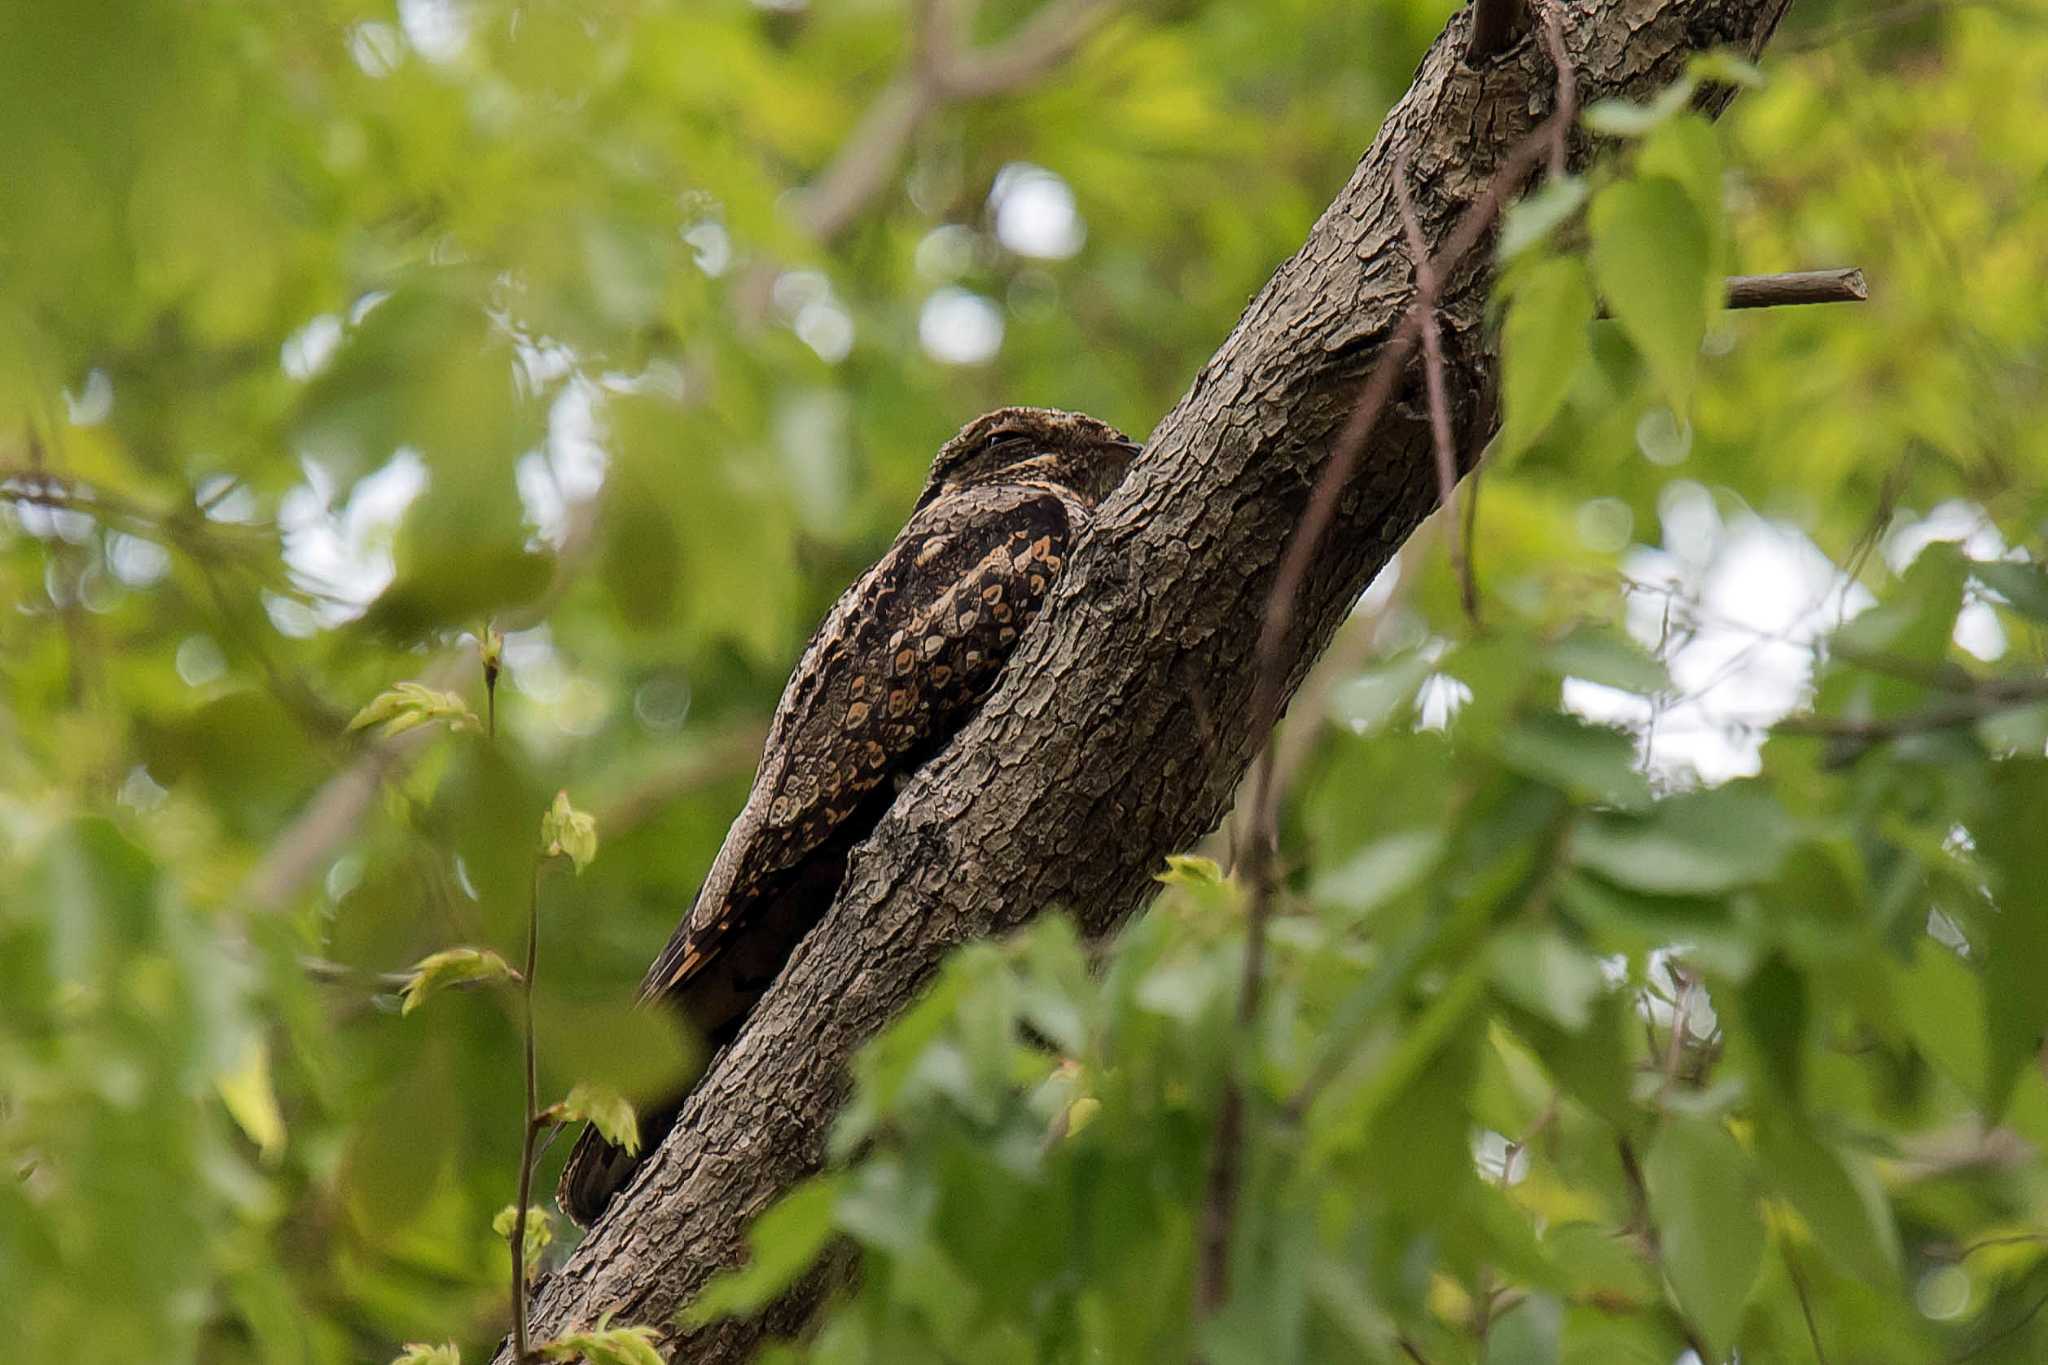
[555,1096,687,1228]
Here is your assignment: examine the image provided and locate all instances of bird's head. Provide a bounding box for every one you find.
[918,406,1142,510]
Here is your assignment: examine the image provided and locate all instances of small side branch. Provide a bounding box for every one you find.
[1395,158,1477,623]
[1725,268,1868,309]
[1592,268,1869,323]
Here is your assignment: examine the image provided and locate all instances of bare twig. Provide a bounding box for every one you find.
[1950,1278,2048,1363]
[1617,1137,1715,1363]
[1782,1237,1831,1365]
[796,0,1115,241]
[1590,268,1869,322]
[1929,1231,2048,1263]
[1658,965,1692,1102]
[298,955,415,989]
[1460,419,1487,605]
[1773,683,2048,745]
[939,0,1116,97]
[241,730,434,914]
[795,83,939,245]
[511,860,544,1364]
[1250,0,1578,753]
[1395,157,1476,624]
[1725,268,1869,309]
[1534,1,1573,179]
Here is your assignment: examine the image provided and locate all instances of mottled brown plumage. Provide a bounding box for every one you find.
[558,407,1139,1226]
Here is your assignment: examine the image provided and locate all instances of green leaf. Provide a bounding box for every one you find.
[1688,49,1765,89]
[1498,175,1589,262]
[1974,559,2048,623]
[492,1205,555,1276]
[554,1082,641,1156]
[391,1346,461,1365]
[1582,79,1698,138]
[1156,853,1226,887]
[1507,993,1636,1130]
[215,1036,286,1162]
[1309,828,1444,918]
[1488,1291,1564,1365]
[1643,1118,1765,1355]
[1546,627,1670,695]
[1637,114,1726,234]
[1589,177,1712,404]
[538,1320,665,1365]
[1490,927,1609,1032]
[1573,783,1792,896]
[1972,760,2048,1118]
[1754,1116,1900,1288]
[1134,955,1226,1024]
[602,475,683,630]
[1326,652,1436,736]
[1891,937,1986,1094]
[477,623,504,677]
[1497,257,1596,462]
[833,1158,931,1257]
[1496,711,1652,811]
[1831,543,1967,664]
[1738,954,1808,1102]
[398,947,521,1015]
[684,1175,847,1324]
[540,789,599,872]
[347,681,480,739]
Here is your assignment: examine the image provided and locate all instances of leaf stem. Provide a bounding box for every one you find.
[511,860,542,1362]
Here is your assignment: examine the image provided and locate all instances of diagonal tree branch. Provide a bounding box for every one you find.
[503,2,1800,1359]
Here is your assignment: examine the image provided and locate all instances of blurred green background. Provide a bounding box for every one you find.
[5,1,2048,1362]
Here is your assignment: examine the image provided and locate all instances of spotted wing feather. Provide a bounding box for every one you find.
[638,483,1073,1009]
[557,484,1077,1226]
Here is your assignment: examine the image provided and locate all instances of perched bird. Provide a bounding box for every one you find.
[557,406,1141,1226]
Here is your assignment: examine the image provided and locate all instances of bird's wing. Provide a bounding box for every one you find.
[636,482,1075,1008]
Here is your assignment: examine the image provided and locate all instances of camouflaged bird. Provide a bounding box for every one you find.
[557,406,1140,1226]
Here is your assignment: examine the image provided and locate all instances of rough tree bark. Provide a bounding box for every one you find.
[502,1,1796,1359]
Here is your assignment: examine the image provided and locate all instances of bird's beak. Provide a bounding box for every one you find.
[1115,438,1143,457]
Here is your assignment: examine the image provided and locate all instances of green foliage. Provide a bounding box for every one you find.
[1496,258,1595,463]
[551,1083,640,1157]
[349,683,483,739]
[540,791,599,874]
[391,1346,461,1365]
[4,2,2048,1363]
[1644,1118,1766,1356]
[399,947,522,1016]
[684,585,2048,1362]
[537,1320,665,1365]
[492,1205,555,1276]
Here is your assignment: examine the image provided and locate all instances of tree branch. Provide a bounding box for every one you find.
[504,2,1799,1359]
[796,0,1116,241]
[1725,267,1868,309]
